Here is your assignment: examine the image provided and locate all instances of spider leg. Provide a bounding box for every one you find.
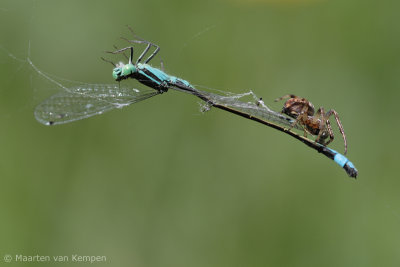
[105,47,134,64]
[324,119,334,146]
[314,107,326,143]
[288,103,308,131]
[325,109,347,155]
[313,106,336,147]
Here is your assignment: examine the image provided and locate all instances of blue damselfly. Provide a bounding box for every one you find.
[33,29,358,178]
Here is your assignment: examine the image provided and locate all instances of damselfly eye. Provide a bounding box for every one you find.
[112,67,123,80]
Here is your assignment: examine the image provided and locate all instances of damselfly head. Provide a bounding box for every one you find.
[112,62,137,81]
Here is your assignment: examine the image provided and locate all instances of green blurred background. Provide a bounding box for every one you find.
[1,0,399,266]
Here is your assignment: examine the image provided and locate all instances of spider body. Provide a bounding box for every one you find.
[275,94,347,155]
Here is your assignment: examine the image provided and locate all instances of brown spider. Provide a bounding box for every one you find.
[275,94,347,155]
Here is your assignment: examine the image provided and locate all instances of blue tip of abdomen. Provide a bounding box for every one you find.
[328,148,358,178]
[333,152,348,167]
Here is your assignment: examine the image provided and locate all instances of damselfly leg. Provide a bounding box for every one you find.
[100,57,116,67]
[113,45,129,61]
[121,25,161,64]
[106,47,134,63]
[101,45,132,67]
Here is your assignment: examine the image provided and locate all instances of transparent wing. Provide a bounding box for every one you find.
[35,84,160,125]
[171,85,303,130]
[203,91,301,129]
